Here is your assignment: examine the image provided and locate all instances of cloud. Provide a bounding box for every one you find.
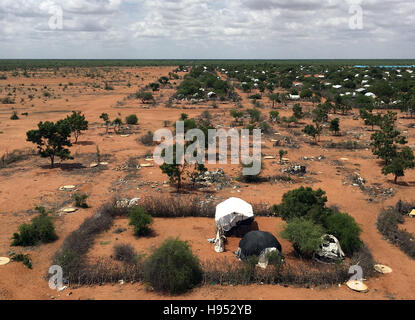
[0,0,414,58]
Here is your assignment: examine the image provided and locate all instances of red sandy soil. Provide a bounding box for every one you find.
[0,67,414,300]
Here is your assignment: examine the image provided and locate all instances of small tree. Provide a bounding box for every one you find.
[230,109,244,125]
[268,93,280,108]
[293,103,303,120]
[160,143,206,190]
[275,186,328,223]
[149,82,160,91]
[247,108,261,123]
[269,110,280,123]
[129,207,153,236]
[158,76,170,85]
[382,147,415,184]
[10,111,19,120]
[136,91,154,104]
[100,113,110,133]
[112,118,123,134]
[66,111,88,144]
[329,118,340,136]
[300,88,313,99]
[126,114,138,125]
[360,108,381,131]
[370,112,407,165]
[73,193,89,208]
[303,124,319,144]
[26,120,73,167]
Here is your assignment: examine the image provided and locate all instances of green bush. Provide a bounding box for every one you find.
[11,207,58,246]
[11,253,32,269]
[324,212,362,255]
[74,193,89,208]
[125,114,138,125]
[275,186,328,223]
[280,218,325,257]
[143,238,202,294]
[129,207,153,236]
[10,111,19,120]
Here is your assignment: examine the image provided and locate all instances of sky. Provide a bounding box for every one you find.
[0,0,414,59]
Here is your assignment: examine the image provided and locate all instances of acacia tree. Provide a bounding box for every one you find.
[268,93,280,108]
[112,118,123,134]
[400,95,415,119]
[329,118,340,136]
[100,113,110,133]
[160,143,206,191]
[370,112,407,165]
[293,103,304,121]
[136,91,154,104]
[360,108,381,131]
[303,124,320,144]
[66,111,88,143]
[382,147,415,184]
[26,120,73,167]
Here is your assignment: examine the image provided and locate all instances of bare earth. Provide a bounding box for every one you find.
[0,66,414,300]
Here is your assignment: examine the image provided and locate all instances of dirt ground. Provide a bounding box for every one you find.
[0,66,414,300]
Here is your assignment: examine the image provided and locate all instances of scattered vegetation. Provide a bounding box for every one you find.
[11,206,58,246]
[10,253,32,269]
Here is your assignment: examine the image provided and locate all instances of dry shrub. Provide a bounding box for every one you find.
[202,245,374,287]
[140,196,216,218]
[377,202,415,259]
[53,202,129,280]
[0,148,36,168]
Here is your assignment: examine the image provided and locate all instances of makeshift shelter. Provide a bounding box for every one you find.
[215,197,254,236]
[208,198,255,253]
[235,231,282,261]
[313,234,345,263]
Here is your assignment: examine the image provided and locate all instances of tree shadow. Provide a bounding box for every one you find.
[75,141,95,146]
[40,163,87,171]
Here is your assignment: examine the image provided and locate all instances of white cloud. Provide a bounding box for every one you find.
[0,0,414,58]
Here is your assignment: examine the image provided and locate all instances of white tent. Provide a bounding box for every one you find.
[215,197,254,232]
